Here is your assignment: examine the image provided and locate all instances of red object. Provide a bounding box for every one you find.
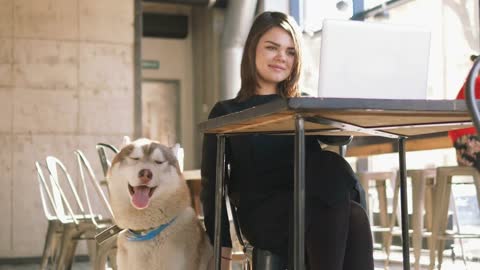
[448,76,480,143]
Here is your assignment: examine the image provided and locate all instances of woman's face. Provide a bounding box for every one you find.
[255,26,295,92]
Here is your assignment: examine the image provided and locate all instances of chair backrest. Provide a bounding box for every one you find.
[96,143,119,178]
[46,156,84,224]
[35,161,61,220]
[75,149,114,227]
[316,135,353,157]
[183,170,203,217]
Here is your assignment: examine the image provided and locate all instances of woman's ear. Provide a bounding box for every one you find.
[122,136,131,147]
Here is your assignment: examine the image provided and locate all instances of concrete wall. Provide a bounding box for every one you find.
[0,0,134,258]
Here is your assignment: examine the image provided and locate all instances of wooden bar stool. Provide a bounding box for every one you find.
[183,169,203,218]
[406,169,435,270]
[357,171,399,268]
[429,166,480,270]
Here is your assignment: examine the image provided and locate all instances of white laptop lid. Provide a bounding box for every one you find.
[317,19,431,99]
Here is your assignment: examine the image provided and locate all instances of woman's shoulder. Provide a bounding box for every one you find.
[208,94,283,119]
[208,98,240,119]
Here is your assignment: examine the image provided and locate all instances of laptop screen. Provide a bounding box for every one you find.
[317,19,431,99]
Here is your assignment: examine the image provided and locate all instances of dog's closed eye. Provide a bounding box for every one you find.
[154,160,165,165]
[129,157,140,161]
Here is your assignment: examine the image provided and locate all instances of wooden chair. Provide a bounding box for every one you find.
[429,166,480,270]
[357,170,399,269]
[183,169,203,218]
[406,169,436,270]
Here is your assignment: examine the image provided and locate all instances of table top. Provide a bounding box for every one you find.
[199,97,474,138]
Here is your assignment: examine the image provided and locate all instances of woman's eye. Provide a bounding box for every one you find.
[154,160,164,165]
[266,46,276,50]
[287,50,296,56]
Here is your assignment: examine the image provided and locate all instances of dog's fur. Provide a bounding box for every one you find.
[108,137,213,270]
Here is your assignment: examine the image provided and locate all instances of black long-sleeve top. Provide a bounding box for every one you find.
[201,94,330,247]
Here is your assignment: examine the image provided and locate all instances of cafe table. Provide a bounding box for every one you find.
[198,97,474,270]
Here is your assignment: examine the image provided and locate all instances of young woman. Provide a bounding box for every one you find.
[201,11,374,270]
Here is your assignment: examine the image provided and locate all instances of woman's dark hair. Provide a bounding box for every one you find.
[236,11,303,101]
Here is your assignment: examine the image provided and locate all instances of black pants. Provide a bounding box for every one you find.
[238,150,374,270]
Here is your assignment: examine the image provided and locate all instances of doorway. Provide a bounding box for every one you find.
[141,80,180,146]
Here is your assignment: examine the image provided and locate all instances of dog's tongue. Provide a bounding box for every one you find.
[131,186,150,209]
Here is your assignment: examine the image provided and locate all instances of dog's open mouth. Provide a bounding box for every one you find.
[128,184,158,209]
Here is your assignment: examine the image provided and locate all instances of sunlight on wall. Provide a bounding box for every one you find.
[303,1,479,100]
[369,148,457,171]
[303,0,479,172]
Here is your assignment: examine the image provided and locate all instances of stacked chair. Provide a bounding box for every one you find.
[37,143,119,270]
[77,148,118,270]
[92,143,120,270]
[36,162,76,270]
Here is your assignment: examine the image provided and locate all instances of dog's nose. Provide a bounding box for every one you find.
[138,169,153,183]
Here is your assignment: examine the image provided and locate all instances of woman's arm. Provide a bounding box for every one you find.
[200,102,232,249]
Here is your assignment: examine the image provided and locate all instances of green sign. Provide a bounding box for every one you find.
[142,60,160,70]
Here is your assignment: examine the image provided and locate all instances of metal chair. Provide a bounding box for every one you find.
[45,156,102,270]
[226,191,286,270]
[36,161,77,270]
[94,143,121,269]
[75,150,118,270]
[96,143,119,179]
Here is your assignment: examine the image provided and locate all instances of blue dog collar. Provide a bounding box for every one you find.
[126,217,177,242]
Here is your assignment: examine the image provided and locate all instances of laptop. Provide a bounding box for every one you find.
[317,19,431,99]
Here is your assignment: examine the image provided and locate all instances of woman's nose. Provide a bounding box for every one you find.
[275,50,287,62]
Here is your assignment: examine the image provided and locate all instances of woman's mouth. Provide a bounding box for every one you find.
[268,64,286,71]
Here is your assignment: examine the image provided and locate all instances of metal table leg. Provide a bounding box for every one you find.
[214,135,226,270]
[398,137,411,270]
[294,116,306,270]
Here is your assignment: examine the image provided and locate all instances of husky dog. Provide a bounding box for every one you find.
[108,137,213,270]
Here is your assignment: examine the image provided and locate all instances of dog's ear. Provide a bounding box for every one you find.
[171,143,181,158]
[122,136,131,147]
[171,143,184,171]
